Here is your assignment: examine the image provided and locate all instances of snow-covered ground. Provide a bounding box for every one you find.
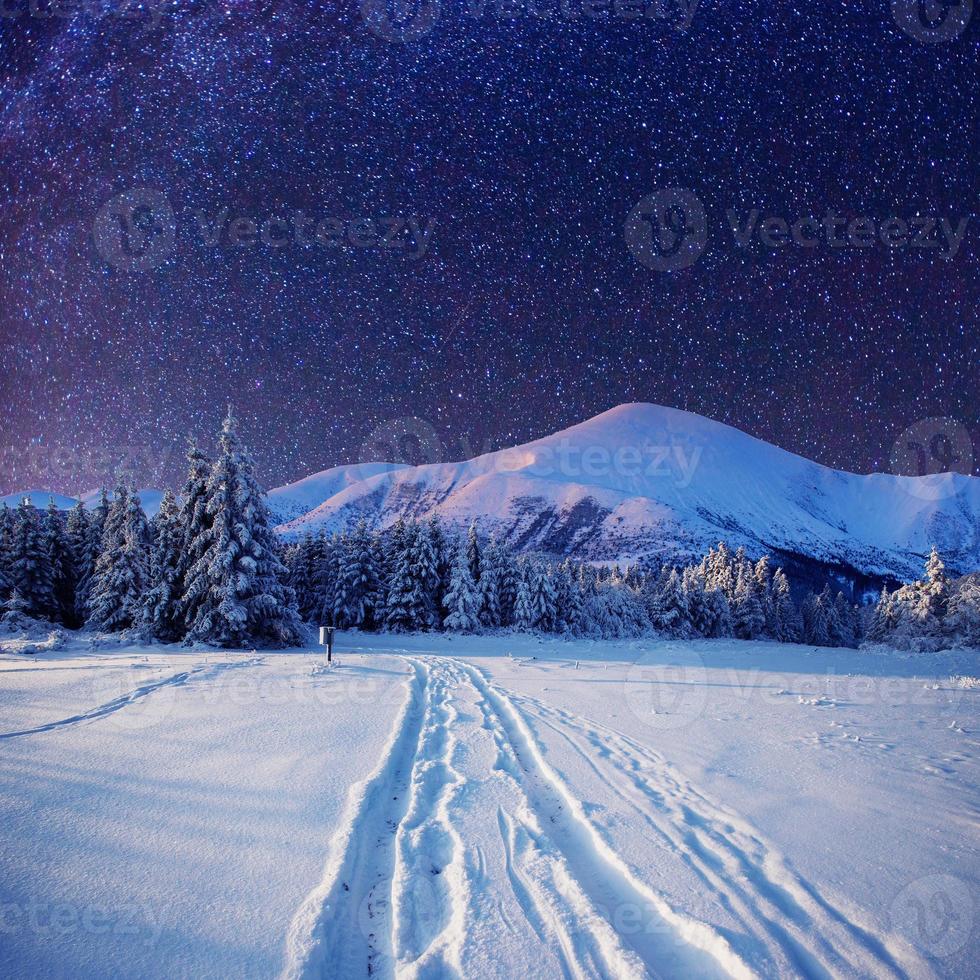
[1,635,977,979]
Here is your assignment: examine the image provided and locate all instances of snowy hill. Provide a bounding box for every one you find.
[266,462,408,524]
[2,488,165,518]
[276,404,980,584]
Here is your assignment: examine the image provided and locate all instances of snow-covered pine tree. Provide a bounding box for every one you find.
[74,490,108,620]
[833,591,857,648]
[496,542,519,627]
[401,520,439,630]
[0,503,14,602]
[427,515,450,617]
[801,591,830,646]
[142,489,185,641]
[65,501,91,626]
[681,566,709,636]
[175,441,214,631]
[42,498,75,625]
[865,587,893,643]
[733,563,765,640]
[753,556,776,638]
[553,559,584,635]
[771,569,800,643]
[945,578,980,648]
[86,488,151,632]
[529,562,558,633]
[369,532,387,629]
[478,538,504,628]
[466,521,481,586]
[648,568,690,637]
[330,531,353,627]
[312,534,341,626]
[183,412,302,647]
[512,558,535,631]
[384,528,416,632]
[924,546,949,620]
[705,586,733,638]
[443,538,481,632]
[335,521,380,629]
[283,534,312,619]
[8,498,55,619]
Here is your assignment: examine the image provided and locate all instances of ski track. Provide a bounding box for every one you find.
[0,657,264,740]
[506,687,932,980]
[286,654,772,980]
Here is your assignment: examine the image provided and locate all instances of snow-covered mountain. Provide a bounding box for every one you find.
[1,488,165,518]
[266,462,408,525]
[276,404,980,585]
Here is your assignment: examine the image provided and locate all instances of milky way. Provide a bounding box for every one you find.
[0,0,977,495]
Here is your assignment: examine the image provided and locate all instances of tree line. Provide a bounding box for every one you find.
[1,412,976,651]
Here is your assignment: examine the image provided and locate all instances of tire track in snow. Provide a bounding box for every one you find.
[512,690,931,980]
[0,657,264,739]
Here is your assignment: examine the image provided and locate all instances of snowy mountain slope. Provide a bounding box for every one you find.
[265,462,408,524]
[2,489,165,517]
[277,404,980,583]
[0,491,80,512]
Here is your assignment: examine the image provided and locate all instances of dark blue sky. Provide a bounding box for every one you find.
[1,0,977,494]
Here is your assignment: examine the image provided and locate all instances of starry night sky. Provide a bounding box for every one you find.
[0,0,977,495]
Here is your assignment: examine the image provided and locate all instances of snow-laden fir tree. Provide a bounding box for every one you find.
[0,502,13,602]
[477,538,504,628]
[175,441,213,630]
[733,562,766,640]
[8,498,54,620]
[335,520,380,628]
[411,520,441,629]
[771,569,800,642]
[512,558,535,631]
[801,591,830,646]
[200,413,301,644]
[65,501,91,626]
[182,411,302,647]
[312,534,341,626]
[584,580,650,638]
[529,561,558,632]
[443,537,481,632]
[496,541,519,627]
[142,490,185,641]
[945,577,980,647]
[466,521,481,586]
[43,498,76,625]
[75,490,108,620]
[384,527,417,632]
[648,568,691,637]
[86,487,152,632]
[553,559,584,636]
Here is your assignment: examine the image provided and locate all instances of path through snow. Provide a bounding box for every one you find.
[284,654,927,979]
